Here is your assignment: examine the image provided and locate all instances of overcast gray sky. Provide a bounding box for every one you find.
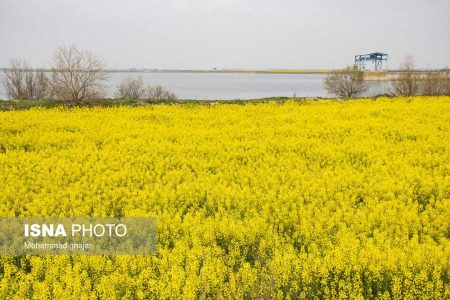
[0,0,449,70]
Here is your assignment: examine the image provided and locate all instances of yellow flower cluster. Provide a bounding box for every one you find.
[0,97,449,299]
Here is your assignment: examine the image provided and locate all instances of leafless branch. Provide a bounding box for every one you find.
[114,77,177,100]
[324,67,368,98]
[390,56,421,97]
[51,46,108,104]
[2,59,51,100]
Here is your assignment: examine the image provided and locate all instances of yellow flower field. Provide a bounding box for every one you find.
[0,97,449,299]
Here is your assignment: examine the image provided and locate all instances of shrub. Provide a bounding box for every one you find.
[114,77,147,99]
[324,67,367,98]
[420,70,450,96]
[2,59,51,100]
[114,77,177,100]
[390,56,421,97]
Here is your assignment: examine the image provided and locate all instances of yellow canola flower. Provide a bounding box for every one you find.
[0,97,449,299]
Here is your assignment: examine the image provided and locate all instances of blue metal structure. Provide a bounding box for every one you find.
[354,52,388,71]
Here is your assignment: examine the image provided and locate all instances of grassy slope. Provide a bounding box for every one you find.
[0,96,392,111]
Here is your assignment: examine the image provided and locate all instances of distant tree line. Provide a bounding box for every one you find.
[3,48,449,101]
[1,46,177,104]
[324,56,450,98]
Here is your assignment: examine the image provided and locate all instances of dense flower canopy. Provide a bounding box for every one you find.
[0,97,449,299]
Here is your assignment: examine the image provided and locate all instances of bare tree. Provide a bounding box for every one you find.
[146,85,177,100]
[2,59,51,100]
[445,71,450,96]
[51,46,108,104]
[114,77,147,99]
[114,77,177,100]
[324,67,368,98]
[390,56,421,96]
[420,70,450,96]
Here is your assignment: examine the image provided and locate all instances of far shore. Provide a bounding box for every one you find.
[1,67,447,77]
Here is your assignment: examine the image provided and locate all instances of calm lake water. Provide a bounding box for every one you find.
[0,72,391,100]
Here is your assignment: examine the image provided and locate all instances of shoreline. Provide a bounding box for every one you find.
[1,95,434,111]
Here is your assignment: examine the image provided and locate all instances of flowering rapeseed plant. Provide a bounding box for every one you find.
[0,97,449,299]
